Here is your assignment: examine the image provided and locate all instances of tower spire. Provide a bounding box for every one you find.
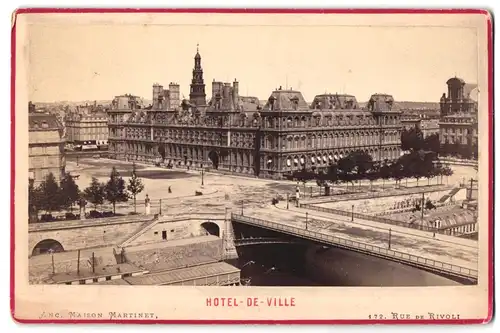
[190,43,206,106]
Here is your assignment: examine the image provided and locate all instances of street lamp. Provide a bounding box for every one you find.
[305,212,309,230]
[388,228,392,249]
[286,193,289,209]
[241,200,244,216]
[201,168,204,186]
[351,205,354,222]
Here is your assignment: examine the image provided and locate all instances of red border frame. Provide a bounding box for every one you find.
[10,8,494,325]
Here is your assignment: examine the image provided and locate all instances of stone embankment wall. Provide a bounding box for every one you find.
[317,190,451,215]
[125,238,223,270]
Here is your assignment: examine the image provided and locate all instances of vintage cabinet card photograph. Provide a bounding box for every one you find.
[12,8,493,324]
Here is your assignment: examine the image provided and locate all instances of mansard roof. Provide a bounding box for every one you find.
[310,94,360,110]
[206,95,262,113]
[367,93,400,112]
[262,89,309,111]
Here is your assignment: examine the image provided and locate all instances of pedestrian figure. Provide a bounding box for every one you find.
[168,186,172,194]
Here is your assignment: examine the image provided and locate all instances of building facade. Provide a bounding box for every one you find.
[420,119,440,137]
[108,49,403,179]
[439,77,478,158]
[65,103,109,149]
[29,113,66,184]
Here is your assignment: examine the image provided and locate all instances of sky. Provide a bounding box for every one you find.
[25,15,480,103]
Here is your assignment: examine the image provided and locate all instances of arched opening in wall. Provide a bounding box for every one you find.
[200,222,220,237]
[32,239,64,256]
[208,150,219,169]
[158,144,166,160]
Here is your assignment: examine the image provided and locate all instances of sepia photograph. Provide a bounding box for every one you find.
[13,9,492,323]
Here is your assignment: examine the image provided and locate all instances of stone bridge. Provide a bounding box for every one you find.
[28,213,227,257]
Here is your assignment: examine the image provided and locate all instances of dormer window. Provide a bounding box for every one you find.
[268,96,276,111]
[291,96,299,110]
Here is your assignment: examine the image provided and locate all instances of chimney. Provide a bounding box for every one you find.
[223,83,231,100]
[233,79,239,103]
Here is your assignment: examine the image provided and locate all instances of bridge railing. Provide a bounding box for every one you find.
[231,213,478,280]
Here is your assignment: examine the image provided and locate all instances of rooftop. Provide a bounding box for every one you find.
[50,263,143,284]
[123,261,240,286]
[29,113,63,131]
[262,89,310,111]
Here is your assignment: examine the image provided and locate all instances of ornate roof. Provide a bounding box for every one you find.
[367,94,399,112]
[311,94,359,110]
[446,77,466,85]
[262,89,309,111]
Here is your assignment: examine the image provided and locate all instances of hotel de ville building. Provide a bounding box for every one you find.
[108,47,404,179]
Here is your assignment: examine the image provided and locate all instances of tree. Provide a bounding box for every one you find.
[421,151,438,186]
[337,155,356,190]
[292,167,314,194]
[353,151,373,176]
[83,177,106,210]
[127,163,145,213]
[423,133,440,154]
[38,172,63,214]
[401,126,424,151]
[28,179,42,223]
[425,199,436,210]
[60,172,80,212]
[105,167,129,214]
[326,163,339,185]
[390,160,405,185]
[440,166,454,185]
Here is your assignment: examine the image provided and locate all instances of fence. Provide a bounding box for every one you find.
[299,203,440,232]
[305,184,453,205]
[231,213,478,281]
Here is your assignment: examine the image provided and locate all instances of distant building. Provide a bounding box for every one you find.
[420,119,439,137]
[108,47,404,179]
[28,101,36,113]
[29,113,65,184]
[64,103,109,150]
[401,115,421,131]
[439,77,478,159]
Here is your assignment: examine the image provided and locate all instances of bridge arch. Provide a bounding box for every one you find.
[32,239,65,256]
[200,221,220,237]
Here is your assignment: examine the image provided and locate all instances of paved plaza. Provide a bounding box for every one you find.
[65,158,478,270]
[67,158,477,216]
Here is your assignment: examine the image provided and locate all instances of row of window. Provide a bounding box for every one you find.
[440,127,475,135]
[29,155,65,170]
[28,145,62,155]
